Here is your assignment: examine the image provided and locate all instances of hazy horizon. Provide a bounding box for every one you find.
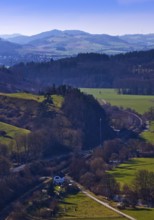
[0,0,154,36]
[1,28,154,37]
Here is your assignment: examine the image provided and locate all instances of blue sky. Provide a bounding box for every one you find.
[0,0,154,35]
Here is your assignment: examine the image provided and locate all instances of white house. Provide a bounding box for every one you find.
[53,176,65,185]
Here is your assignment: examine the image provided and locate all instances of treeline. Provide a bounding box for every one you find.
[0,49,152,94]
[123,170,154,207]
[115,78,154,95]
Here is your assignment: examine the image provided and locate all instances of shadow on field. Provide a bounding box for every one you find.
[113,173,132,178]
[128,208,153,212]
[60,201,75,205]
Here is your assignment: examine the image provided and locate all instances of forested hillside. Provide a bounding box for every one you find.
[1,49,154,94]
[0,87,113,156]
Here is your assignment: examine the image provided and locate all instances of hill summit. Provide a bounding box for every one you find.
[1,30,154,65]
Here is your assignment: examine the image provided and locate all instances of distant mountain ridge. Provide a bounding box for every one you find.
[1,29,154,65]
[0,38,21,55]
[3,29,154,49]
[0,33,21,39]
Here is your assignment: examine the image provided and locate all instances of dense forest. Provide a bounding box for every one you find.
[1,49,154,94]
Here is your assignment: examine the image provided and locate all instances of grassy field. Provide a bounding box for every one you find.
[0,92,44,102]
[0,121,30,146]
[52,95,64,108]
[59,192,126,220]
[0,92,63,148]
[123,208,154,220]
[81,88,154,114]
[109,158,154,186]
[141,121,154,144]
[0,93,64,108]
[109,158,154,219]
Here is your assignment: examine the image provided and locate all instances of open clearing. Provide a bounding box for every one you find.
[109,158,154,186]
[109,158,154,220]
[81,88,154,114]
[0,121,30,146]
[59,192,126,220]
[0,92,44,102]
[0,92,63,108]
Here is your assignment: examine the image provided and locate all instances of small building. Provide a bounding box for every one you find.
[53,176,65,185]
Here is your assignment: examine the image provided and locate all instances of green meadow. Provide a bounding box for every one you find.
[0,121,30,146]
[52,94,64,108]
[81,89,154,220]
[0,92,63,150]
[81,88,154,143]
[109,158,154,219]
[109,158,154,186]
[0,92,44,102]
[123,208,154,220]
[81,88,154,114]
[0,92,64,108]
[59,192,126,220]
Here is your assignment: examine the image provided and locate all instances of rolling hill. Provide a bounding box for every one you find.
[1,30,154,66]
[1,49,154,93]
[0,38,21,55]
[4,30,154,53]
[7,50,154,92]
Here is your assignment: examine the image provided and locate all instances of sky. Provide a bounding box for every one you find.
[0,0,154,36]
